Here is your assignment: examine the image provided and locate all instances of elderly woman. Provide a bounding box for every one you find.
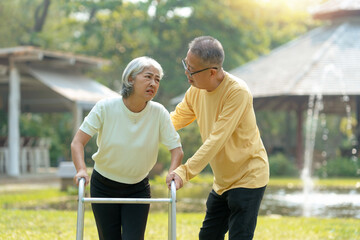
[71,56,183,240]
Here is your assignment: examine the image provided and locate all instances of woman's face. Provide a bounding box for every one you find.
[131,66,161,101]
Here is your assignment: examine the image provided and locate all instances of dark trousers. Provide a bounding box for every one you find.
[199,186,266,240]
[90,170,151,240]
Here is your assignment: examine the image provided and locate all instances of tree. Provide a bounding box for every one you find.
[0,0,318,165]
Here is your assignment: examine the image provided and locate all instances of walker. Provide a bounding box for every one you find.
[76,178,177,240]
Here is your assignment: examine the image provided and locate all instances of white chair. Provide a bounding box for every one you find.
[32,137,51,172]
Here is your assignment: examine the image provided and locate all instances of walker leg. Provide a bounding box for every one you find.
[168,181,176,240]
[76,178,85,240]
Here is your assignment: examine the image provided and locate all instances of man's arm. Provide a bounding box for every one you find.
[173,90,252,184]
[170,89,196,131]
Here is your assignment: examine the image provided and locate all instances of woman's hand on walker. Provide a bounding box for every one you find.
[74,169,90,186]
[166,172,183,190]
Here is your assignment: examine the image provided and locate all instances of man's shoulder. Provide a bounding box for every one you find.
[224,73,252,98]
[183,86,200,101]
[226,72,250,91]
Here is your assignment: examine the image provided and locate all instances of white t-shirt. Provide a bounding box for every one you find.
[80,97,181,184]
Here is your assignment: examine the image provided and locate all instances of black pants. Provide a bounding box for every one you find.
[90,170,151,240]
[199,186,266,240]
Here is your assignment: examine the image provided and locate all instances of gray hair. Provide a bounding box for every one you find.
[121,56,164,98]
[189,36,224,66]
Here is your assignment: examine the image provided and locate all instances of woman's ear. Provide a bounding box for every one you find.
[128,76,136,84]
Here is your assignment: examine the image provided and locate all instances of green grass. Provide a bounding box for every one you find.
[1,209,359,240]
[1,177,360,239]
[0,188,68,207]
[268,177,360,189]
[255,216,360,240]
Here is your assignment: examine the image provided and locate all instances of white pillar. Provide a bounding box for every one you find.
[7,65,20,176]
[73,103,83,136]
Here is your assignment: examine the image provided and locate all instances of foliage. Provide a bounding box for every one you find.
[256,111,297,157]
[257,0,321,49]
[339,116,358,150]
[315,157,360,178]
[0,0,316,102]
[157,143,171,170]
[177,122,201,161]
[256,110,359,178]
[19,113,73,166]
[269,153,299,177]
[0,0,319,166]
[339,116,358,139]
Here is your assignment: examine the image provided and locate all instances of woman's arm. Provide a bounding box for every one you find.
[166,147,184,190]
[70,129,92,186]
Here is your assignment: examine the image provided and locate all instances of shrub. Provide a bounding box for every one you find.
[269,153,299,177]
[314,157,359,178]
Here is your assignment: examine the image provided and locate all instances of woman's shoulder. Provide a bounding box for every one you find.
[148,100,164,108]
[97,96,122,107]
[148,101,169,114]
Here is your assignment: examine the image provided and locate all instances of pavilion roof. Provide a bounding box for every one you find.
[229,19,360,112]
[310,0,360,20]
[0,46,110,68]
[0,46,118,112]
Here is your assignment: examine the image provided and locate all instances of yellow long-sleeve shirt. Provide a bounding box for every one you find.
[171,72,269,195]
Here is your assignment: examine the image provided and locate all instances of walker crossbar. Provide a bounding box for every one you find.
[76,177,177,240]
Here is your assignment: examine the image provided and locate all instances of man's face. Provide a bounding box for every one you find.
[183,50,216,91]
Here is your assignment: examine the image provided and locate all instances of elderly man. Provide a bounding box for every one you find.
[167,36,269,240]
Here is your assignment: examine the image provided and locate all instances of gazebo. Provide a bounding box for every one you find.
[229,0,360,167]
[0,46,119,177]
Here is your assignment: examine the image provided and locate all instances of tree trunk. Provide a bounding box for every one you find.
[33,0,51,32]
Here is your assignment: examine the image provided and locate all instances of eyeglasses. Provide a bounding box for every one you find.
[182,59,218,77]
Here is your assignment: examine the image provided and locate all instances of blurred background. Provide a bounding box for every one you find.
[0,0,325,172]
[1,1,360,239]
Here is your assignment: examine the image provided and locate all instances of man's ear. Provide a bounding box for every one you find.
[129,76,134,83]
[210,69,217,76]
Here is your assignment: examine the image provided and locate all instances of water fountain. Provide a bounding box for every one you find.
[302,93,322,217]
[301,64,359,217]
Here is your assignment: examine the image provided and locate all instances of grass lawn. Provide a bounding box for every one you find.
[1,209,359,240]
[268,177,360,189]
[1,176,359,239]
